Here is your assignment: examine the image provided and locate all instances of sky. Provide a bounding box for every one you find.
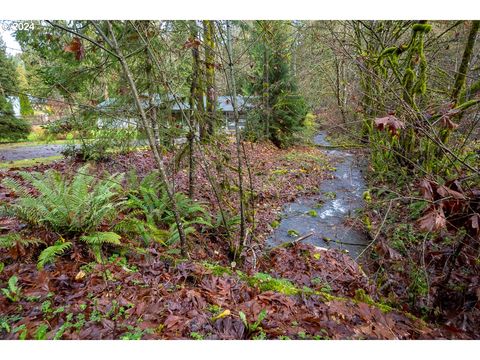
[0,27,22,55]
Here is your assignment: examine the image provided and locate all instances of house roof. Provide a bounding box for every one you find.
[217,96,254,112]
[98,94,254,113]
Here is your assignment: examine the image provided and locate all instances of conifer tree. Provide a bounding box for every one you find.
[249,21,307,148]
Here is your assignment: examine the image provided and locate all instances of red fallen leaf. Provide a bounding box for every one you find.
[163,315,182,329]
[356,302,374,321]
[419,179,435,201]
[436,103,462,129]
[436,185,467,213]
[135,301,147,317]
[214,317,245,339]
[374,115,405,135]
[470,213,480,235]
[418,206,446,232]
[375,239,402,261]
[184,289,206,309]
[64,37,85,60]
[183,37,201,49]
[440,116,459,130]
[101,318,114,331]
[436,185,466,200]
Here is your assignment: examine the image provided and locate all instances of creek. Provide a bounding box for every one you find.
[267,132,369,259]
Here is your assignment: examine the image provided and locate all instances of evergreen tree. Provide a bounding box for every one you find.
[249,21,307,148]
[0,39,31,141]
[16,64,34,116]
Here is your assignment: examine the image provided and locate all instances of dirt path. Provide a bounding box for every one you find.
[0,144,68,162]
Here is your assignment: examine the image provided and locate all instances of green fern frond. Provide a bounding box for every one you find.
[122,171,211,247]
[80,231,121,246]
[80,232,122,263]
[0,234,43,249]
[37,241,72,270]
[167,224,196,245]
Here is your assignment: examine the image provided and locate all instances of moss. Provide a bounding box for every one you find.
[271,169,289,176]
[413,32,428,96]
[287,229,299,237]
[270,220,280,229]
[238,271,342,302]
[307,209,318,217]
[455,99,479,111]
[189,258,425,327]
[403,68,415,90]
[201,262,233,276]
[313,201,324,209]
[412,23,432,33]
[323,191,336,200]
[246,272,300,295]
[236,269,428,326]
[225,184,240,192]
[354,289,393,314]
[379,46,398,58]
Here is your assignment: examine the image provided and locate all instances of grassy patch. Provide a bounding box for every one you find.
[282,151,330,168]
[325,133,364,148]
[0,155,62,169]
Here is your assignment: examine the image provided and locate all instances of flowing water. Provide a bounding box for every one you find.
[267,132,369,259]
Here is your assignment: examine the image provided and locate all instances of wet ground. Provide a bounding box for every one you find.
[268,132,369,259]
[0,144,68,162]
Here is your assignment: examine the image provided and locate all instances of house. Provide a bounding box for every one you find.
[217,95,254,131]
[96,94,254,132]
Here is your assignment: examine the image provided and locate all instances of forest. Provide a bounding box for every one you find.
[0,19,479,341]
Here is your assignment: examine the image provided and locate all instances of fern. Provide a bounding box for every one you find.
[121,172,212,246]
[80,232,121,263]
[212,211,241,235]
[0,233,43,251]
[1,276,21,302]
[37,241,72,270]
[167,223,196,245]
[2,165,124,235]
[114,217,169,245]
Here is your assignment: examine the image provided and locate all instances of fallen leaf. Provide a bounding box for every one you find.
[74,270,86,281]
[418,206,446,232]
[211,309,231,321]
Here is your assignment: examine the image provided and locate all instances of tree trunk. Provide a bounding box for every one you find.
[226,21,246,260]
[263,44,270,138]
[188,21,202,199]
[452,21,480,105]
[203,20,216,138]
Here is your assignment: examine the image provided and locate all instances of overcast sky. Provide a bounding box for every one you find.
[0,28,22,55]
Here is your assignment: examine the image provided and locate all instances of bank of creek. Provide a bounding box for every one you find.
[268,132,369,259]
